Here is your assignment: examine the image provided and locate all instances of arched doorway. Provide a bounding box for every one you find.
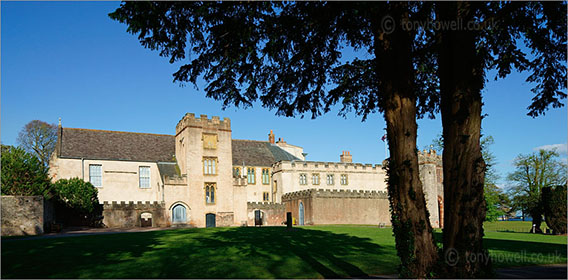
[299,202,305,225]
[172,204,187,223]
[254,210,265,226]
[140,212,153,227]
[206,213,216,228]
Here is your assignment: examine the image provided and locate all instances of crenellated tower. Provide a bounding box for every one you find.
[418,149,444,228]
[174,113,240,227]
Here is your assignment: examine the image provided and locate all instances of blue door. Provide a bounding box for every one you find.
[172,204,186,223]
[206,213,216,228]
[299,202,304,225]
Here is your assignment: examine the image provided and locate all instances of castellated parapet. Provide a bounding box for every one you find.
[282,188,388,201]
[247,202,286,210]
[273,160,382,172]
[176,113,231,135]
[103,201,165,210]
[418,149,442,166]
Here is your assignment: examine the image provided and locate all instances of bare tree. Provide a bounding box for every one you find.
[17,120,58,167]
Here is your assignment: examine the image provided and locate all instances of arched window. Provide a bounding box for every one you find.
[205,183,216,204]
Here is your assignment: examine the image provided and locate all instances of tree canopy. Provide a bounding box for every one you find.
[508,149,567,233]
[17,120,58,167]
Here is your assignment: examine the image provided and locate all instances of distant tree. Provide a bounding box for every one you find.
[17,120,58,167]
[1,144,52,198]
[541,185,567,234]
[508,149,567,233]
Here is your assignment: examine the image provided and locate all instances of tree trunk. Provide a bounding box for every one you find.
[437,2,493,278]
[374,4,438,278]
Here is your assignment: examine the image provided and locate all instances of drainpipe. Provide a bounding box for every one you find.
[81,158,85,180]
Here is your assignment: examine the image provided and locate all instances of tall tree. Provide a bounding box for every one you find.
[508,149,567,233]
[109,2,439,277]
[17,120,58,167]
[435,1,566,277]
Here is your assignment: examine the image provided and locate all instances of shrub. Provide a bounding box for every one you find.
[0,145,52,198]
[52,178,99,214]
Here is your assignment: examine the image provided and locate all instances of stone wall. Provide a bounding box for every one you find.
[1,196,44,236]
[102,201,167,228]
[247,202,286,226]
[282,189,390,226]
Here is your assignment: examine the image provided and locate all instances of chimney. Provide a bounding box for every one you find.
[340,151,352,163]
[268,130,275,144]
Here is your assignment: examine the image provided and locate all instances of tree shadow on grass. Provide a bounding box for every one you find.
[199,226,386,278]
[2,226,395,279]
[432,231,567,268]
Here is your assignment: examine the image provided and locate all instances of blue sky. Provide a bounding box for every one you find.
[2,2,566,187]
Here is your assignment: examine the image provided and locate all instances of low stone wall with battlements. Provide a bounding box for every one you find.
[102,201,167,228]
[282,188,390,226]
[247,202,286,226]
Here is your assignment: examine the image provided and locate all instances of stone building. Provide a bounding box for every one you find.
[49,113,443,228]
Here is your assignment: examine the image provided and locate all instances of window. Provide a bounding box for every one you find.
[205,183,216,204]
[327,174,334,185]
[262,168,270,185]
[89,164,102,187]
[299,173,307,185]
[312,173,320,185]
[247,167,256,184]
[202,133,218,149]
[273,180,278,193]
[203,157,217,175]
[263,192,270,202]
[340,174,348,185]
[139,166,150,188]
[233,167,241,177]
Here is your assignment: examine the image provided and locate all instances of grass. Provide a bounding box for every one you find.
[484,220,551,233]
[2,225,566,278]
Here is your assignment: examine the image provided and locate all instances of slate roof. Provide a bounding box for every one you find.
[58,128,176,162]
[232,139,299,167]
[58,127,298,166]
[157,162,180,177]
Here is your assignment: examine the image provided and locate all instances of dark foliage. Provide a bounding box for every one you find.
[0,145,52,198]
[542,185,567,234]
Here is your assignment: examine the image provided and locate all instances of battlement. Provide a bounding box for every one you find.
[102,201,165,210]
[176,113,231,134]
[273,160,383,172]
[247,202,285,210]
[282,188,388,201]
[418,149,442,165]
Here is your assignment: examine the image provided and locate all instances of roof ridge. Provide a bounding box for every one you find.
[232,138,269,143]
[63,127,174,137]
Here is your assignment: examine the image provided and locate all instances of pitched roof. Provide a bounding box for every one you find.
[232,139,299,167]
[58,128,175,162]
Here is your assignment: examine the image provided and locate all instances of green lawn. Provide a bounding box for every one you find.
[484,220,551,233]
[1,225,566,278]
